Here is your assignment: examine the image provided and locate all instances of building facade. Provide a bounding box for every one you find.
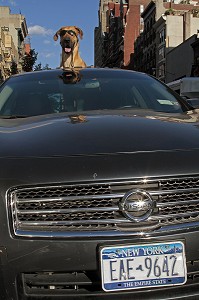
[102,0,125,67]
[94,0,119,67]
[133,1,157,74]
[133,0,199,82]
[156,2,199,82]
[166,34,197,82]
[95,0,199,84]
[125,0,151,68]
[94,0,151,68]
[0,6,28,80]
[191,34,199,77]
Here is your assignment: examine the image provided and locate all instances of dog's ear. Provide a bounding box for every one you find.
[74,27,84,39]
[53,29,61,41]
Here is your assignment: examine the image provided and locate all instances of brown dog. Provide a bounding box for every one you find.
[53,26,86,69]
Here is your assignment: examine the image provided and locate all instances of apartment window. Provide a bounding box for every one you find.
[159,29,165,44]
[158,47,165,61]
[159,64,165,77]
[1,26,9,32]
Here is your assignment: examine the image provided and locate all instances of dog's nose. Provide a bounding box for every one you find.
[64,37,71,42]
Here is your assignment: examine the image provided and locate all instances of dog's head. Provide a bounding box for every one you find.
[53,26,83,55]
[60,70,82,84]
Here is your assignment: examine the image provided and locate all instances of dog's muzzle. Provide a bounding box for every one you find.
[61,37,75,54]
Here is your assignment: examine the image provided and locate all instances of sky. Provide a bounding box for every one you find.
[0,0,99,69]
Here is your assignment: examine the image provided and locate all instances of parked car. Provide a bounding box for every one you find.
[167,77,199,109]
[186,97,199,109]
[0,67,199,299]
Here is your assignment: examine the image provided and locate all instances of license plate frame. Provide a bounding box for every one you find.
[100,241,187,292]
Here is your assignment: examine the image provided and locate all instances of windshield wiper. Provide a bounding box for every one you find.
[0,115,28,119]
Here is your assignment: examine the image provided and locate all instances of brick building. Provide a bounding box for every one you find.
[124,0,150,67]
[94,0,151,68]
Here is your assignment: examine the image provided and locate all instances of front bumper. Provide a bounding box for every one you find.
[0,229,198,299]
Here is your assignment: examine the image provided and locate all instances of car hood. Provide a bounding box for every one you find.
[1,110,199,158]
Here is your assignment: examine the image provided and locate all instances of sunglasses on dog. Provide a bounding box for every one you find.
[60,30,77,37]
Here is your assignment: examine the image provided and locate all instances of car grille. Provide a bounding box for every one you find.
[9,175,199,237]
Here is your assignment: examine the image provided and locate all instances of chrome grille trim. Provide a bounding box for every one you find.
[17,211,199,225]
[15,187,199,201]
[157,199,199,207]
[8,175,199,237]
[19,218,128,226]
[150,211,199,220]
[16,193,123,203]
[16,206,120,214]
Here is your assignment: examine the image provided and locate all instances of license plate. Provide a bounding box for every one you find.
[100,241,187,292]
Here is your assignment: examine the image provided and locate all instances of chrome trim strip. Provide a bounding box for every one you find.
[17,210,199,226]
[150,188,199,195]
[19,218,130,226]
[13,180,154,192]
[150,210,199,220]
[14,220,199,238]
[15,194,122,203]
[157,199,199,207]
[16,206,119,214]
[15,187,199,202]
[13,176,199,191]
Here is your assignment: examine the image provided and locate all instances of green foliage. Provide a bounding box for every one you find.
[42,64,51,70]
[22,49,38,72]
[34,62,42,71]
[34,63,51,71]
[22,50,52,72]
[165,8,175,15]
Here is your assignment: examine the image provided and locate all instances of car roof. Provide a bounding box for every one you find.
[10,67,148,80]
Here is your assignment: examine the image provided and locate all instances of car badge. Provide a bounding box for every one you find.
[119,189,155,222]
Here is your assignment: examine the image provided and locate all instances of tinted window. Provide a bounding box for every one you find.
[0,70,189,117]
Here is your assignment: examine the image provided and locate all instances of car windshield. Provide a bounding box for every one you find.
[0,69,190,117]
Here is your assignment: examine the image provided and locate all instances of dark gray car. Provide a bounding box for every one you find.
[0,68,198,299]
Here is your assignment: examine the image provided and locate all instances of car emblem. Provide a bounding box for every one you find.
[119,189,155,222]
